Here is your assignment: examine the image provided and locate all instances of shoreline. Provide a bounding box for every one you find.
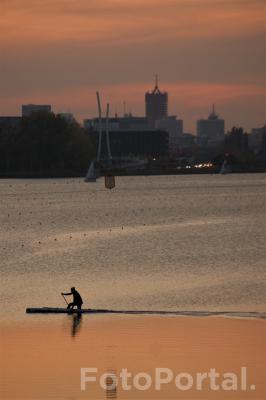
[1,167,266,179]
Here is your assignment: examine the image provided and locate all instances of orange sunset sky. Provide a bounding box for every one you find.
[1,0,266,133]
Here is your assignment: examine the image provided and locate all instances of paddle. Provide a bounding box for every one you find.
[61,293,68,306]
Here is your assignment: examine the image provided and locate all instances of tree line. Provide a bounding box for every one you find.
[193,127,266,171]
[0,112,95,177]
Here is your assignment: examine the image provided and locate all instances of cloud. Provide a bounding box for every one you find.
[1,32,265,96]
[1,0,265,46]
[0,0,265,131]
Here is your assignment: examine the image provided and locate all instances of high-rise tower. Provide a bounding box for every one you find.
[145,76,168,126]
[197,105,225,141]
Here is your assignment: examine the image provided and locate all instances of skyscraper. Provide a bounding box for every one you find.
[145,76,168,127]
[197,105,225,142]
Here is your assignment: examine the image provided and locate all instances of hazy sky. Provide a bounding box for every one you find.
[1,0,265,133]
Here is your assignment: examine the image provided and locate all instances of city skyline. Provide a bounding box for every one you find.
[1,0,265,133]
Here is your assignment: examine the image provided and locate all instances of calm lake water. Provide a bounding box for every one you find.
[0,174,266,320]
[1,174,266,400]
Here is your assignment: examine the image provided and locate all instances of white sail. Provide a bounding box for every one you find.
[84,161,98,182]
[220,160,231,174]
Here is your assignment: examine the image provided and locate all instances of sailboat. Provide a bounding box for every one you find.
[220,159,232,174]
[84,160,99,182]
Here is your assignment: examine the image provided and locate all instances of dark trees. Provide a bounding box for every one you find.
[0,112,95,176]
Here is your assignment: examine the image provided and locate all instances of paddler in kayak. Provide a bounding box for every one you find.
[61,287,83,310]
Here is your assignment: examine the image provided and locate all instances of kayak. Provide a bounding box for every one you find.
[26,308,113,314]
[26,308,217,315]
[25,308,265,318]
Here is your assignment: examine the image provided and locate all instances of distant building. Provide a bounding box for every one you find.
[118,115,149,130]
[22,104,52,117]
[58,113,74,123]
[249,124,266,153]
[84,117,119,131]
[174,133,195,149]
[84,111,169,158]
[197,105,224,143]
[84,115,149,131]
[155,116,183,150]
[109,129,168,158]
[145,76,168,127]
[170,133,195,159]
[0,116,21,129]
[87,128,169,159]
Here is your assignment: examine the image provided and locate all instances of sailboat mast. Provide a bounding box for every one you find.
[96,92,102,162]
[106,103,112,160]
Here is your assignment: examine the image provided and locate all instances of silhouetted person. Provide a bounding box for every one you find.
[62,287,83,310]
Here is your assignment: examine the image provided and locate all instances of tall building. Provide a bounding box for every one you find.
[197,105,224,142]
[145,76,168,126]
[22,104,52,117]
[249,124,266,153]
